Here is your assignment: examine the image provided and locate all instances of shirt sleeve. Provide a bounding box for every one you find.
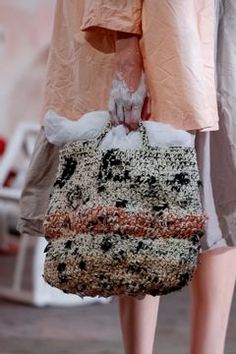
[80,0,143,36]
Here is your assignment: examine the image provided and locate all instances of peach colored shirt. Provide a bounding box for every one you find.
[41,0,219,131]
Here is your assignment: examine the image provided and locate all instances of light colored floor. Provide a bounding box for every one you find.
[0,239,235,354]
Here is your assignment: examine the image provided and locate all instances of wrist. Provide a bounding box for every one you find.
[115,32,140,53]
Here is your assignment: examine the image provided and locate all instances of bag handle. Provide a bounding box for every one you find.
[138,122,150,148]
[94,120,112,148]
[95,119,150,149]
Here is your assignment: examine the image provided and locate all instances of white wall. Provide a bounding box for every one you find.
[0,0,56,138]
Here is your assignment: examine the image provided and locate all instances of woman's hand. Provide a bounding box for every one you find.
[108,33,150,131]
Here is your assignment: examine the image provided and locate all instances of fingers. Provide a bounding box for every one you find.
[124,107,131,124]
[116,101,125,124]
[108,70,148,129]
[110,100,145,129]
[108,95,119,126]
[124,75,147,129]
[125,103,142,130]
[141,95,151,121]
[123,97,132,126]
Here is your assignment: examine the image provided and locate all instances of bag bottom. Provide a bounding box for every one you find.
[43,232,201,298]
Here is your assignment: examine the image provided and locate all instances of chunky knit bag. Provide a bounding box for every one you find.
[43,121,207,299]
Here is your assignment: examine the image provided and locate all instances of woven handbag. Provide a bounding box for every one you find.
[43,121,207,299]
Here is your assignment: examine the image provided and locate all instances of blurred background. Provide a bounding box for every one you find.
[0,1,235,353]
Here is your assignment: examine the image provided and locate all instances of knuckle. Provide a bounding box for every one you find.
[123,99,132,108]
[131,96,142,106]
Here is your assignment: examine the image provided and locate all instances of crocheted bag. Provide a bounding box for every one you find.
[43,121,207,299]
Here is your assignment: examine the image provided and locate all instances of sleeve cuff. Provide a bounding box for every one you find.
[80,3,142,36]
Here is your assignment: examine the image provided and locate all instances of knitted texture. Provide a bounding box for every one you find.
[43,122,207,298]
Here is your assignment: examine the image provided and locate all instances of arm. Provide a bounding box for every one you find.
[109,31,149,130]
[114,32,143,92]
[81,1,148,130]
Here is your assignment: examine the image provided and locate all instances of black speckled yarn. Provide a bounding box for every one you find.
[43,122,207,299]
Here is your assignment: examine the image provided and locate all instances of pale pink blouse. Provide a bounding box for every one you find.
[41,0,219,131]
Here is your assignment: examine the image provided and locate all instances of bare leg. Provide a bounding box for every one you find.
[117,294,160,354]
[190,246,236,354]
[0,202,18,255]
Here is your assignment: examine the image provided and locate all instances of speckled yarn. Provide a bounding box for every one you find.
[43,122,207,298]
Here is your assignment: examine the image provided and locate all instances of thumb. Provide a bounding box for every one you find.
[141,95,151,121]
